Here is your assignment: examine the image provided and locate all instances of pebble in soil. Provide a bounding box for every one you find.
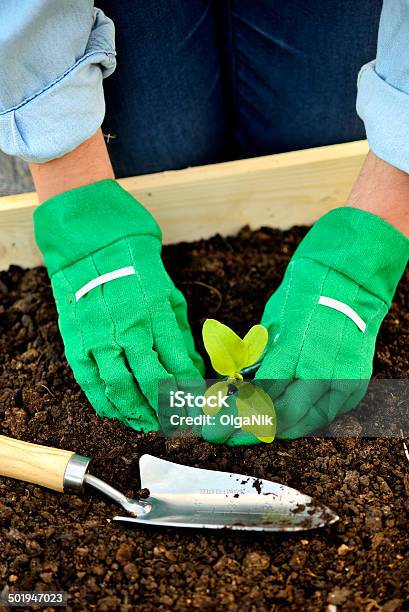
[0,226,408,611]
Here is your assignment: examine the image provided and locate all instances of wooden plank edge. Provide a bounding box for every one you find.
[0,140,368,270]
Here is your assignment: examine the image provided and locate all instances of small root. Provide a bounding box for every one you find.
[39,384,55,398]
[400,429,409,462]
[179,281,223,314]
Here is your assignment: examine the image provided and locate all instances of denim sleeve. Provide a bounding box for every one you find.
[0,1,116,163]
[357,0,409,173]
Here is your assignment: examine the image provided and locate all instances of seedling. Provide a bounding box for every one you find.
[202,319,268,381]
[202,319,276,443]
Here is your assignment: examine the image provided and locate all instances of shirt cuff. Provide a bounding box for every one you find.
[357,60,409,174]
[0,8,116,163]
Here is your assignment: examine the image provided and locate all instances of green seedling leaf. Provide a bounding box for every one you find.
[203,381,230,416]
[202,319,269,377]
[236,382,276,443]
[202,319,246,377]
[242,324,268,368]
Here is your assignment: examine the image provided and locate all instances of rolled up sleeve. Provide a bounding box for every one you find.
[357,0,409,173]
[0,1,116,163]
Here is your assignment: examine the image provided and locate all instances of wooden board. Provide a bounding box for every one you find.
[0,140,368,270]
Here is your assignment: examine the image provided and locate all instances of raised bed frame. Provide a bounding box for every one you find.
[0,140,368,271]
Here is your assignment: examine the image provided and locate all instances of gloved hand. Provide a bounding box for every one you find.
[205,206,409,444]
[34,179,204,431]
[257,206,409,438]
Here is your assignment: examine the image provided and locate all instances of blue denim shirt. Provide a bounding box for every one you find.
[356,0,409,173]
[0,1,116,162]
[0,0,406,170]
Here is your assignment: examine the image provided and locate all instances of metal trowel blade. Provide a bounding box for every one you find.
[113,455,339,532]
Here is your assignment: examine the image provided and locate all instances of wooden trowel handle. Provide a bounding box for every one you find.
[0,435,90,493]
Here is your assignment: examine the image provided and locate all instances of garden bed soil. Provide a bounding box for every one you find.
[0,226,408,611]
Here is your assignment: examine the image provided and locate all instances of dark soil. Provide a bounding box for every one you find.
[0,226,408,611]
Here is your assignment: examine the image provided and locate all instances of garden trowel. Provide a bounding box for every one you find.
[0,435,338,532]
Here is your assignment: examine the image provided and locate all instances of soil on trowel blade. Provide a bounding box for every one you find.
[0,226,408,611]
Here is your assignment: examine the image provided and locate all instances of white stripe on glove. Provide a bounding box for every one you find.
[75,266,136,302]
[318,296,366,333]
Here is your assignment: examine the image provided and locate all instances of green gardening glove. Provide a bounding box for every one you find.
[211,206,409,444]
[257,206,409,439]
[34,179,204,431]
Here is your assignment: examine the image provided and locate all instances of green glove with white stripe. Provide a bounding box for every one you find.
[223,206,409,445]
[34,179,204,431]
[255,206,409,439]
